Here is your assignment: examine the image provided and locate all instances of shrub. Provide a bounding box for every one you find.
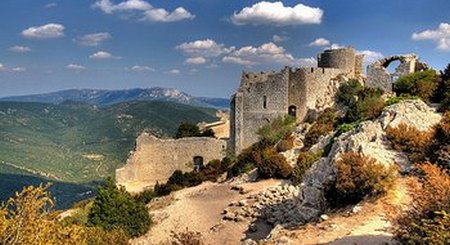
[277,133,295,152]
[325,152,396,207]
[257,148,292,179]
[336,79,364,106]
[175,122,215,138]
[168,228,205,245]
[393,69,440,102]
[134,188,157,204]
[395,163,450,244]
[344,94,385,123]
[435,64,450,112]
[88,178,151,238]
[385,95,420,106]
[427,112,450,170]
[292,151,323,185]
[303,108,338,149]
[386,123,433,164]
[257,115,296,146]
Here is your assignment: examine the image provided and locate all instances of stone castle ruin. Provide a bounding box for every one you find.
[116,133,227,193]
[230,47,364,154]
[116,47,428,193]
[367,54,428,92]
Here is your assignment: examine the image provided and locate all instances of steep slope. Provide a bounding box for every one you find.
[0,100,216,207]
[0,87,230,109]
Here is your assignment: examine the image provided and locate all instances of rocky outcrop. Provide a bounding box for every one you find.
[225,100,441,237]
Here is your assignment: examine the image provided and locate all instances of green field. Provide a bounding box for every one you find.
[0,100,216,208]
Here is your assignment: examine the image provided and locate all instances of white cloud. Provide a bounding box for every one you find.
[166,69,180,75]
[143,7,194,22]
[412,23,450,51]
[66,64,86,70]
[184,57,207,65]
[357,50,384,64]
[11,67,26,72]
[128,65,155,72]
[93,0,194,22]
[75,32,111,46]
[298,57,317,67]
[272,35,288,43]
[89,51,120,59]
[231,1,323,26]
[309,38,330,47]
[22,23,65,39]
[0,64,5,71]
[176,39,232,57]
[223,42,296,66]
[9,46,31,53]
[45,2,57,8]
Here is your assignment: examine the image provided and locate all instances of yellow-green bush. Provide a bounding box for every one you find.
[292,150,323,185]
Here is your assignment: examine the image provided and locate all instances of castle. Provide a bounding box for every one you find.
[230,47,364,154]
[116,47,427,192]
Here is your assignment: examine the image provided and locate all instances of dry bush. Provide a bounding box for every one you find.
[395,163,450,244]
[386,123,433,164]
[428,112,450,170]
[167,228,205,245]
[326,152,397,207]
[258,148,292,179]
[304,108,338,149]
[277,133,294,152]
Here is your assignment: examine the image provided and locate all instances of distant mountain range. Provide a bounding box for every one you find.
[0,87,230,109]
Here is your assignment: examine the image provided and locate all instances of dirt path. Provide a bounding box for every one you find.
[266,177,413,245]
[132,179,284,245]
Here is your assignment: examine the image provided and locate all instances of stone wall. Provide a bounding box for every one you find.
[317,48,357,75]
[116,133,227,193]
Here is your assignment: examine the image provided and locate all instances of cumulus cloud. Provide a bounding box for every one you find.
[176,39,232,57]
[309,38,330,47]
[22,23,65,39]
[9,46,31,53]
[89,51,120,59]
[128,65,155,72]
[231,1,323,26]
[11,67,26,72]
[93,0,194,22]
[298,57,317,67]
[75,32,111,46]
[45,2,57,8]
[273,34,288,43]
[412,23,450,51]
[184,57,207,65]
[143,7,194,22]
[357,50,384,64]
[223,42,296,66]
[66,64,86,70]
[166,69,180,75]
[0,64,5,71]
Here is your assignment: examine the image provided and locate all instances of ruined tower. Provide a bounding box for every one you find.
[229,47,363,155]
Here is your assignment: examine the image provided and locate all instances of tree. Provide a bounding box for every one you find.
[88,177,151,237]
[175,122,215,138]
[393,69,440,102]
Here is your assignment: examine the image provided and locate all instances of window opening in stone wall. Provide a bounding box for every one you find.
[193,156,204,172]
[288,105,297,117]
[263,96,267,109]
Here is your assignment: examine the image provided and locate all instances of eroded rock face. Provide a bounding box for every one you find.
[226,100,441,241]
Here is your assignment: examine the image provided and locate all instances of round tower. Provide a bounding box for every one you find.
[318,47,357,73]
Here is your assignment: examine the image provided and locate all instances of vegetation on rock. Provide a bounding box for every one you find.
[175,122,215,139]
[292,150,323,185]
[325,152,396,207]
[393,69,440,102]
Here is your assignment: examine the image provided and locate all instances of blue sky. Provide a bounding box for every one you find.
[0,0,449,98]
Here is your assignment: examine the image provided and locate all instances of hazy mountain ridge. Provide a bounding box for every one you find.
[0,87,230,109]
